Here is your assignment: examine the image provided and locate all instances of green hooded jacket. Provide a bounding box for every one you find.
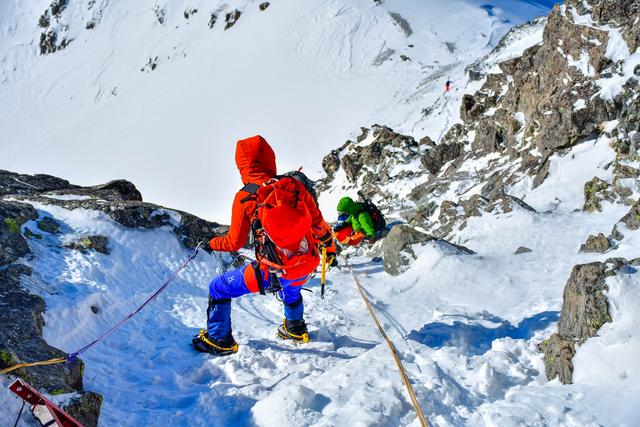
[337,197,376,238]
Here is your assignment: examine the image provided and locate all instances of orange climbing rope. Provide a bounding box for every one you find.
[349,267,429,427]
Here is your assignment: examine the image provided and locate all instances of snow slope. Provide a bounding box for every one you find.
[2,137,639,426]
[0,0,554,221]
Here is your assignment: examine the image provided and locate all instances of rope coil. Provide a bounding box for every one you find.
[349,267,429,427]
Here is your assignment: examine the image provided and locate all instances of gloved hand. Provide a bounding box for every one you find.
[318,230,333,248]
[199,239,213,253]
[326,250,338,268]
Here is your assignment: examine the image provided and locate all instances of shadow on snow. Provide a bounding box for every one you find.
[407,310,559,355]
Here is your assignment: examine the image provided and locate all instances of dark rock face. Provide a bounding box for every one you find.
[583,177,617,212]
[0,264,86,394]
[579,233,612,253]
[540,259,633,384]
[0,170,75,197]
[421,142,464,175]
[37,216,61,234]
[616,199,640,231]
[558,262,612,340]
[611,199,640,241]
[538,333,576,384]
[259,2,270,11]
[225,10,241,30]
[0,171,226,250]
[382,225,474,276]
[322,151,341,178]
[63,392,104,427]
[318,126,429,208]
[0,201,38,266]
[64,235,110,255]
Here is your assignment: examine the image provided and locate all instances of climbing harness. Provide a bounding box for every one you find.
[0,241,205,376]
[349,267,429,427]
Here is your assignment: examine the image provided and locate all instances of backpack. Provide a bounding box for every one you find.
[241,171,320,291]
[362,198,386,231]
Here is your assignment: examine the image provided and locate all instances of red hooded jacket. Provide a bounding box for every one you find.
[209,135,333,253]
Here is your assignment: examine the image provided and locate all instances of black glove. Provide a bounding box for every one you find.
[199,239,213,253]
[326,251,338,268]
[318,230,333,248]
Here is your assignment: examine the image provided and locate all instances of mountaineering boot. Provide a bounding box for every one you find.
[192,330,239,356]
[277,319,310,343]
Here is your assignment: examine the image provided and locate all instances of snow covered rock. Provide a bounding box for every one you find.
[64,235,110,255]
[63,392,104,427]
[319,126,426,207]
[1,170,226,249]
[540,258,635,384]
[424,191,535,240]
[381,224,474,276]
[579,233,612,253]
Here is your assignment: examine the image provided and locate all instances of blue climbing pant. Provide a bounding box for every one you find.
[206,263,308,340]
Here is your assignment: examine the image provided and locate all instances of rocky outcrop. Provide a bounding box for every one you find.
[579,233,612,253]
[381,225,474,276]
[0,264,87,396]
[515,246,532,254]
[0,201,38,266]
[540,259,633,384]
[63,392,104,427]
[557,262,612,340]
[611,199,640,241]
[0,170,226,249]
[319,126,428,207]
[419,191,535,239]
[64,235,110,255]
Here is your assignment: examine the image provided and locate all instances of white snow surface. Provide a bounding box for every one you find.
[1,139,639,426]
[0,0,553,222]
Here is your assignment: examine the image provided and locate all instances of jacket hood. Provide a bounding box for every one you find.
[337,197,361,215]
[235,135,277,185]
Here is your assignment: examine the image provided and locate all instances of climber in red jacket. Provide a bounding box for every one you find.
[192,135,336,356]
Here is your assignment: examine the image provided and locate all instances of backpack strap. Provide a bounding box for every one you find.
[240,183,261,204]
[252,261,266,295]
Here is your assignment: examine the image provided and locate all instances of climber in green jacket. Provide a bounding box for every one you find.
[334,196,376,246]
